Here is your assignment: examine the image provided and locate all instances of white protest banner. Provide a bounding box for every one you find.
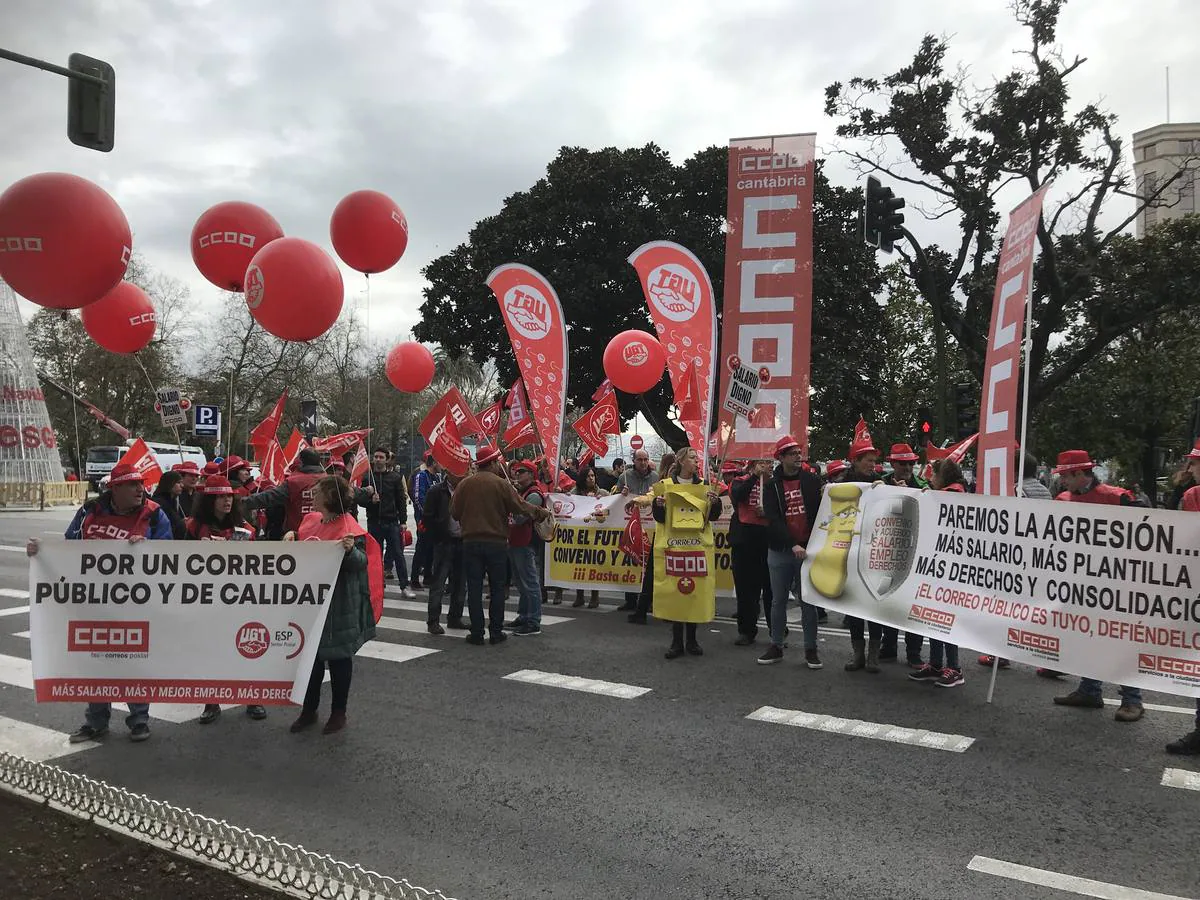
[802,484,1200,698]
[722,363,761,420]
[29,540,344,706]
[543,492,737,597]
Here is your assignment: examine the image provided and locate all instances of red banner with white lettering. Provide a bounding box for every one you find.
[716,133,816,458]
[419,386,485,443]
[975,187,1049,497]
[115,438,163,490]
[571,390,621,457]
[281,428,306,471]
[486,266,569,482]
[260,439,286,485]
[311,429,371,457]
[627,241,717,477]
[427,414,471,477]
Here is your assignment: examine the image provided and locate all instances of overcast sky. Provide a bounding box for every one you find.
[3,0,1198,356]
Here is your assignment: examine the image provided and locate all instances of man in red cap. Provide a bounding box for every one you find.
[504,460,549,636]
[172,460,202,517]
[824,460,847,484]
[450,446,550,645]
[884,443,925,489]
[729,457,772,645]
[1048,449,1146,721]
[756,435,823,669]
[27,463,173,745]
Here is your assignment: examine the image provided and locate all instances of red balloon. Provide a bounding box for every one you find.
[81,281,157,354]
[329,190,409,274]
[243,237,343,342]
[603,330,666,394]
[190,201,283,291]
[385,342,435,392]
[0,172,131,309]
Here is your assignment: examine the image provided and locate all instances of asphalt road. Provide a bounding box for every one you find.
[0,507,1196,900]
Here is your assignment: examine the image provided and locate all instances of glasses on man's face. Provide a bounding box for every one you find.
[783,449,802,458]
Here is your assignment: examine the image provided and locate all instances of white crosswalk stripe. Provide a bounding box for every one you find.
[746,705,976,752]
[0,713,94,762]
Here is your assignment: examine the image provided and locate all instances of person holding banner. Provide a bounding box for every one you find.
[1048,450,1146,722]
[633,447,722,659]
[615,450,660,612]
[756,437,822,668]
[285,476,379,735]
[27,463,174,744]
[572,469,603,609]
[505,461,548,635]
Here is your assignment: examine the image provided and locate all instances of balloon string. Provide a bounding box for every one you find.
[364,274,376,494]
[67,347,82,483]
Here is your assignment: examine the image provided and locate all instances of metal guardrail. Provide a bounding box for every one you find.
[0,751,459,900]
[0,481,86,508]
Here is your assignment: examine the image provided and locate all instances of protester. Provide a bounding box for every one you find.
[285,476,378,735]
[595,458,624,492]
[172,461,201,517]
[27,463,173,744]
[1048,450,1146,721]
[450,446,550,645]
[363,446,415,598]
[243,448,336,535]
[728,458,774,646]
[908,459,965,687]
[151,470,188,539]
[505,461,548,635]
[615,449,660,611]
[410,455,441,589]
[839,434,892,671]
[572,468,602,609]
[183,475,265,723]
[423,470,466,632]
[884,443,925,489]
[755,437,822,667]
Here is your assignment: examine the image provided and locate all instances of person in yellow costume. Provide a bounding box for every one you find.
[631,447,722,659]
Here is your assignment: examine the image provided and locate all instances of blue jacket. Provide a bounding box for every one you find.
[66,495,174,541]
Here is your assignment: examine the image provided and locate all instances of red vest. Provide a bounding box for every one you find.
[1055,482,1132,505]
[508,482,546,548]
[284,472,324,533]
[185,519,256,541]
[81,499,160,541]
[733,474,768,527]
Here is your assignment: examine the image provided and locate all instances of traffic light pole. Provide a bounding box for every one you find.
[899,228,950,442]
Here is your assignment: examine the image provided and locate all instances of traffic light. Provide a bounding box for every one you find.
[862,175,906,253]
[915,407,933,449]
[953,383,977,440]
[67,53,115,152]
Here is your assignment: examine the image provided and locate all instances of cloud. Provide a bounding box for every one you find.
[2,0,1198,353]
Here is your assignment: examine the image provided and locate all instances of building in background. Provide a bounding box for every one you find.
[1132,122,1200,237]
[0,282,65,483]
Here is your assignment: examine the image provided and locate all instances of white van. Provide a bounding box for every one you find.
[85,440,207,489]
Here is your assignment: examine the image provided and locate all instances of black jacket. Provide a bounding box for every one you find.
[763,464,822,553]
[150,489,187,539]
[362,469,407,524]
[423,480,455,543]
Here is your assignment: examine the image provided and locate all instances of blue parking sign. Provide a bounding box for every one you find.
[194,404,221,437]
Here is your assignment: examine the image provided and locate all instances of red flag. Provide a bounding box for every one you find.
[311,429,372,457]
[676,361,702,423]
[591,379,614,402]
[571,391,620,457]
[115,439,163,490]
[260,439,286,484]
[628,241,717,477]
[504,378,529,422]
[576,449,595,473]
[618,512,652,562]
[428,414,471,476]
[420,386,485,441]
[249,391,287,455]
[487,267,569,483]
[282,428,306,469]
[477,401,503,441]
[349,439,370,483]
[503,418,538,449]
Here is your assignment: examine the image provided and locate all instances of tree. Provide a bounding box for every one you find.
[416,144,885,454]
[824,0,1200,414]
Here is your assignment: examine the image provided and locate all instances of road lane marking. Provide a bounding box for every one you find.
[357,641,439,663]
[0,545,27,553]
[377,616,465,638]
[0,589,30,599]
[746,705,975,752]
[967,855,1194,899]
[0,653,32,689]
[503,669,651,699]
[381,597,575,625]
[0,606,29,618]
[0,713,95,762]
[1103,698,1196,716]
[1161,768,1200,792]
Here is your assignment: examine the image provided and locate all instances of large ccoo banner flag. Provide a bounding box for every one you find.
[716,133,816,459]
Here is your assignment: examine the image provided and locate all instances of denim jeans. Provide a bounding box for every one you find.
[508,545,542,626]
[369,519,408,583]
[766,548,817,651]
[928,639,960,670]
[464,540,509,638]
[1078,677,1142,705]
[85,702,149,731]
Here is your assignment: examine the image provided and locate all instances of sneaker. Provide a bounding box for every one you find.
[908,664,941,683]
[503,619,525,630]
[977,654,1010,668]
[513,623,542,636]
[804,649,823,670]
[1166,729,1200,755]
[68,724,107,744]
[129,723,151,742]
[734,634,755,646]
[246,705,267,721]
[1053,691,1104,709]
[198,704,221,724]
[1035,668,1063,679]
[489,632,508,646]
[936,667,965,688]
[757,644,783,665]
[402,587,417,599]
[465,634,486,645]
[1114,703,1145,722]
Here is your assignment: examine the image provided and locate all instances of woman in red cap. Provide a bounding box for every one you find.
[184,475,266,724]
[908,459,966,687]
